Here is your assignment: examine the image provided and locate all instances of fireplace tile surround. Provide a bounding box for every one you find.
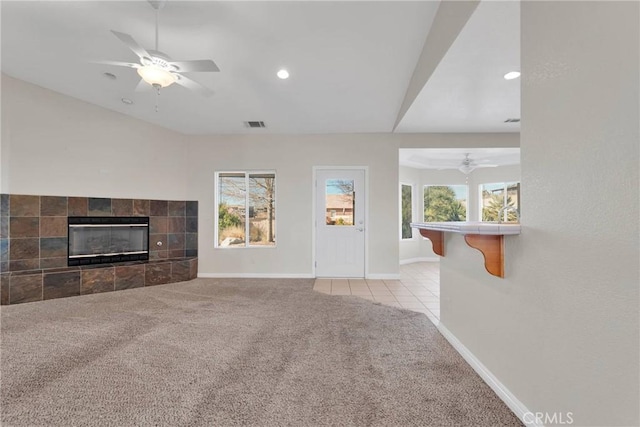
[0,194,198,305]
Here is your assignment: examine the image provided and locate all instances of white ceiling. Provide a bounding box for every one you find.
[1,1,520,135]
[399,148,520,170]
[396,0,520,133]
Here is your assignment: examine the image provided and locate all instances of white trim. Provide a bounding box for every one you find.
[478,181,521,223]
[399,181,416,241]
[312,166,369,278]
[366,273,401,280]
[214,170,277,249]
[199,273,314,279]
[436,323,539,427]
[399,257,439,265]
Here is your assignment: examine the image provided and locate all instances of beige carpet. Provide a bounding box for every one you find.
[1,278,522,426]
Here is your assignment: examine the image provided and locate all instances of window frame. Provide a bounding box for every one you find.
[478,181,520,222]
[214,170,277,249]
[400,182,415,240]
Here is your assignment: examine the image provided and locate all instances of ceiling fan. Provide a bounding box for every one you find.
[454,153,498,175]
[437,153,498,175]
[100,0,218,97]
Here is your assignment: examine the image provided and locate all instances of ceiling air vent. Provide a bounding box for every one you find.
[245,121,266,128]
[504,118,521,123]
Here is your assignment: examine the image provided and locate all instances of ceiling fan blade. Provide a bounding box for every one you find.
[174,75,214,97]
[135,78,152,92]
[111,30,151,60]
[170,59,220,73]
[475,164,498,168]
[93,60,139,69]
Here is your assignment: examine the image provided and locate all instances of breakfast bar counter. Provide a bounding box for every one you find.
[410,222,521,278]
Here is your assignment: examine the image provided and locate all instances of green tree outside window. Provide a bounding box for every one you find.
[424,186,467,222]
[401,184,413,239]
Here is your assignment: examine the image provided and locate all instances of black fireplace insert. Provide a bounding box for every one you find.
[68,216,149,266]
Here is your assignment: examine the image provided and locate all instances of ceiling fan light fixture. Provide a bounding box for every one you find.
[137,65,177,88]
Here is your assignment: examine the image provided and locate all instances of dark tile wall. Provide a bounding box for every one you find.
[0,258,197,305]
[0,194,198,273]
[1,194,11,272]
[0,194,199,306]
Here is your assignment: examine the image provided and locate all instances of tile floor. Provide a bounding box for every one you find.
[313,262,440,325]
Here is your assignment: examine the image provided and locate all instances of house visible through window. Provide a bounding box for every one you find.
[481,182,520,222]
[216,171,276,247]
[325,180,354,226]
[423,185,467,222]
[401,183,413,239]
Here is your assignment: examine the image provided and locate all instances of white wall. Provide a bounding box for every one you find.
[187,133,518,277]
[439,2,639,426]
[0,74,189,200]
[187,134,400,278]
[1,77,8,194]
[1,73,519,279]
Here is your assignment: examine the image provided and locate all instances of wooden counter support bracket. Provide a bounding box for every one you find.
[419,229,444,256]
[463,234,504,278]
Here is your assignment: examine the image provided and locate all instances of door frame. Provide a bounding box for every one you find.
[312,166,369,278]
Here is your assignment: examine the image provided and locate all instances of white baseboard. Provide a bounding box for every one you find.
[200,273,402,280]
[437,323,539,427]
[400,257,440,265]
[366,273,401,280]
[198,273,314,279]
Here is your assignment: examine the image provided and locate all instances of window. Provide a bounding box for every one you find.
[325,180,354,226]
[216,172,276,247]
[401,183,413,239]
[480,182,520,222]
[423,185,467,222]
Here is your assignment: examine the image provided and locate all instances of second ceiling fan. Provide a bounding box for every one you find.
[437,154,498,175]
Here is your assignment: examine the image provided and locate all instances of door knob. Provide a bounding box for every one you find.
[356,227,364,232]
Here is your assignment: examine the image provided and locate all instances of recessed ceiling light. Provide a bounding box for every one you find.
[277,69,290,80]
[103,72,117,80]
[121,98,134,105]
[504,71,521,80]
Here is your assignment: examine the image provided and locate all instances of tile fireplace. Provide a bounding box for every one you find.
[1,194,199,305]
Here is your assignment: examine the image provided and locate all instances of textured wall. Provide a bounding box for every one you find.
[188,133,519,277]
[187,135,401,278]
[0,75,189,199]
[440,2,639,425]
[2,75,519,278]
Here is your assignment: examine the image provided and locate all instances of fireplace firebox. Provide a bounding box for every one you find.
[68,216,149,266]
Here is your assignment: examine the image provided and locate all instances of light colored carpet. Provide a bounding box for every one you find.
[1,278,522,426]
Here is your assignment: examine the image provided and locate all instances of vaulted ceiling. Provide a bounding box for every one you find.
[1,1,520,135]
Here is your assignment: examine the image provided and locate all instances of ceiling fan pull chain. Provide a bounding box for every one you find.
[155,87,160,113]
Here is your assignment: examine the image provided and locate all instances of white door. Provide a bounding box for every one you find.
[315,169,365,277]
